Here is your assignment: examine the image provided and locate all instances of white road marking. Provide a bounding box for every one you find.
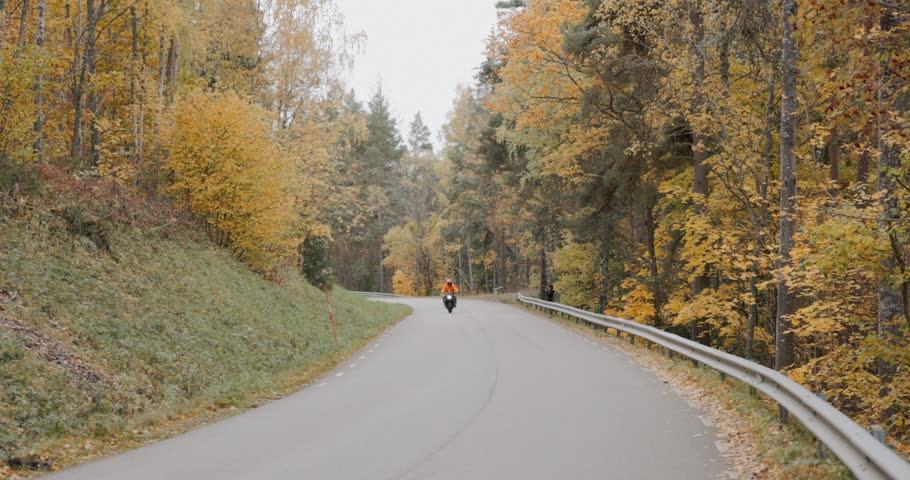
[335,372,344,377]
[349,363,357,369]
[317,383,328,388]
[359,356,366,360]
[368,349,375,353]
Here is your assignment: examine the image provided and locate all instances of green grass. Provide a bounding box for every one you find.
[0,210,409,471]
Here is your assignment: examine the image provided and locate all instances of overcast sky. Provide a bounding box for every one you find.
[338,0,499,149]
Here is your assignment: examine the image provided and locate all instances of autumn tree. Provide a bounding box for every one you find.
[165,90,296,271]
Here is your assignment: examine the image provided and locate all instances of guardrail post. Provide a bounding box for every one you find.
[719,371,726,382]
[870,425,887,446]
[691,358,699,368]
[779,405,789,424]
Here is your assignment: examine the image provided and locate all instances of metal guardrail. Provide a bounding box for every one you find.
[517,293,910,480]
[351,291,402,298]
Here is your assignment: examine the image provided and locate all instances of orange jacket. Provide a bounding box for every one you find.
[441,283,459,294]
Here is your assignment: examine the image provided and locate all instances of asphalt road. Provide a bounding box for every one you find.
[48,297,725,479]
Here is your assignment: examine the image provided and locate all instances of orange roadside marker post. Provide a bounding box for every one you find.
[323,283,338,346]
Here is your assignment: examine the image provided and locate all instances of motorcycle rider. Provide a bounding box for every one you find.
[441,279,459,306]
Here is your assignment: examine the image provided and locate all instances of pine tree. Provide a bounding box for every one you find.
[407,112,433,153]
[359,87,406,292]
[362,87,406,186]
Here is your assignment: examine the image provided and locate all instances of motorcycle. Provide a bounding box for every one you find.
[443,293,457,313]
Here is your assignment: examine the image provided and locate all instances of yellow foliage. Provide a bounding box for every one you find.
[164,89,297,271]
[391,270,417,296]
[552,238,602,311]
[621,278,657,326]
[383,215,444,296]
[0,49,41,165]
[489,0,597,178]
[790,342,910,439]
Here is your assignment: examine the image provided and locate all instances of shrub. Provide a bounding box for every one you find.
[164,90,298,271]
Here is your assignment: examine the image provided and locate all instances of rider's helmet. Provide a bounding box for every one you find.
[446,279,453,285]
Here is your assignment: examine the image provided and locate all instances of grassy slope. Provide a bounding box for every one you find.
[0,211,409,472]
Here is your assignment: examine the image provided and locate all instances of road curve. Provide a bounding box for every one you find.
[47,297,725,479]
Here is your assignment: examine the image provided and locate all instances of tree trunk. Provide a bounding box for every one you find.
[378,208,384,293]
[690,1,710,342]
[856,13,875,186]
[165,34,178,105]
[598,218,609,313]
[539,236,548,300]
[457,246,465,293]
[857,150,870,184]
[761,74,776,205]
[0,1,6,165]
[138,3,149,162]
[15,0,28,57]
[599,252,609,310]
[70,0,84,166]
[775,0,799,371]
[32,0,46,160]
[719,33,730,94]
[152,28,166,157]
[157,29,167,101]
[64,1,71,48]
[130,5,139,161]
[87,0,102,167]
[747,274,759,360]
[504,238,510,290]
[59,2,71,105]
[827,137,840,185]
[645,201,663,327]
[420,247,432,296]
[466,234,475,292]
[0,0,8,52]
